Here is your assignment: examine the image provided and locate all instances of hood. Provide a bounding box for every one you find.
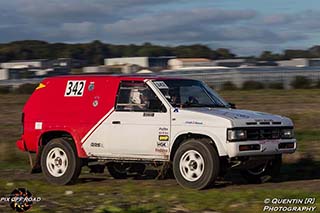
[185,107,293,127]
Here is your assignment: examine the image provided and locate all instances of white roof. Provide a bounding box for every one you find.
[137,69,153,73]
[11,65,29,69]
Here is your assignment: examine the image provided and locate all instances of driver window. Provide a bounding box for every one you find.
[116,81,165,112]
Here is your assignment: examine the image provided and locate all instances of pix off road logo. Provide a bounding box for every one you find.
[0,188,41,212]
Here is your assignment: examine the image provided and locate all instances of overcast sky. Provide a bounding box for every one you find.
[0,0,320,56]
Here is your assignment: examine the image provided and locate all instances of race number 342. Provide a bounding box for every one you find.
[64,80,86,97]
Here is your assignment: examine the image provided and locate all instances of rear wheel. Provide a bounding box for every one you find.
[41,138,82,185]
[173,139,220,189]
[241,155,282,184]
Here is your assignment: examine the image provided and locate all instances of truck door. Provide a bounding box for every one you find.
[96,80,171,160]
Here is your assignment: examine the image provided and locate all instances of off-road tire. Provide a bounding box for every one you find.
[41,138,82,185]
[173,139,220,189]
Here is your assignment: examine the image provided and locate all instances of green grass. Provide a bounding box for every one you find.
[296,130,320,142]
[0,177,319,213]
[0,159,29,170]
[95,189,320,213]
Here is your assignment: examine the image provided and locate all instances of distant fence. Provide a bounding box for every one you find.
[1,67,320,91]
[159,67,320,89]
[0,78,43,88]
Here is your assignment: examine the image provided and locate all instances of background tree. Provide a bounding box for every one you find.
[12,40,320,65]
[259,51,283,61]
[215,48,236,59]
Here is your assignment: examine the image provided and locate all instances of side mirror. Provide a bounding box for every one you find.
[228,102,236,109]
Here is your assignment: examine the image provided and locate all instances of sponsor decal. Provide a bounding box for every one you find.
[88,82,95,91]
[157,141,168,147]
[223,112,250,119]
[185,121,203,125]
[158,135,169,141]
[35,122,42,130]
[92,100,99,107]
[92,96,100,107]
[159,127,168,131]
[157,127,170,151]
[153,81,169,89]
[90,142,104,148]
[173,108,179,113]
[155,148,168,153]
[158,127,169,135]
[35,83,46,90]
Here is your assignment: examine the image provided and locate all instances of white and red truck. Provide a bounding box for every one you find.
[16,75,296,189]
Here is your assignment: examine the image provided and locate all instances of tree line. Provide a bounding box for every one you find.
[1,40,320,66]
[0,40,235,66]
[259,46,320,61]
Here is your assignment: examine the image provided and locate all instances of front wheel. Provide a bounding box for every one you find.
[173,139,220,189]
[41,138,82,185]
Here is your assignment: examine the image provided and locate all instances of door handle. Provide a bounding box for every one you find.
[112,121,121,124]
[143,112,154,117]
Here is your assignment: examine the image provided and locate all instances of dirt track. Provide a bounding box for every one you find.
[0,168,319,213]
[2,155,319,213]
[1,168,319,191]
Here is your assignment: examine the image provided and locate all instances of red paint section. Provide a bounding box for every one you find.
[16,139,26,151]
[16,75,174,158]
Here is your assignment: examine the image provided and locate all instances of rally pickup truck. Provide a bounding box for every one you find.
[16,75,296,189]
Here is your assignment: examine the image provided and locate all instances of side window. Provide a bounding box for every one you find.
[116,81,166,112]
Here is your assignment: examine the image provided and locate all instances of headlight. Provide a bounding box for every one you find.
[227,129,247,141]
[281,129,294,139]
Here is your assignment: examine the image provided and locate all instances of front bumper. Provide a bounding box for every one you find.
[227,138,296,158]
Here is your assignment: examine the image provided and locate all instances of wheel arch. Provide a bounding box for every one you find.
[170,132,226,161]
[38,130,87,158]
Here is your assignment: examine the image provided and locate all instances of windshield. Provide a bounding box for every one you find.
[153,79,228,108]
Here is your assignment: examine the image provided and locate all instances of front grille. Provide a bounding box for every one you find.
[245,121,282,125]
[247,128,281,140]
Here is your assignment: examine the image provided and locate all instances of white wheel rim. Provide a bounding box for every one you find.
[179,150,204,182]
[46,147,69,177]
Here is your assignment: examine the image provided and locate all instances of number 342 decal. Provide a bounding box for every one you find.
[64,80,86,97]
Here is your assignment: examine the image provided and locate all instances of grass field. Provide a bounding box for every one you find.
[0,90,319,212]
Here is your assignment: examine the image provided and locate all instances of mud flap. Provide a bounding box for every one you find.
[29,151,42,174]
